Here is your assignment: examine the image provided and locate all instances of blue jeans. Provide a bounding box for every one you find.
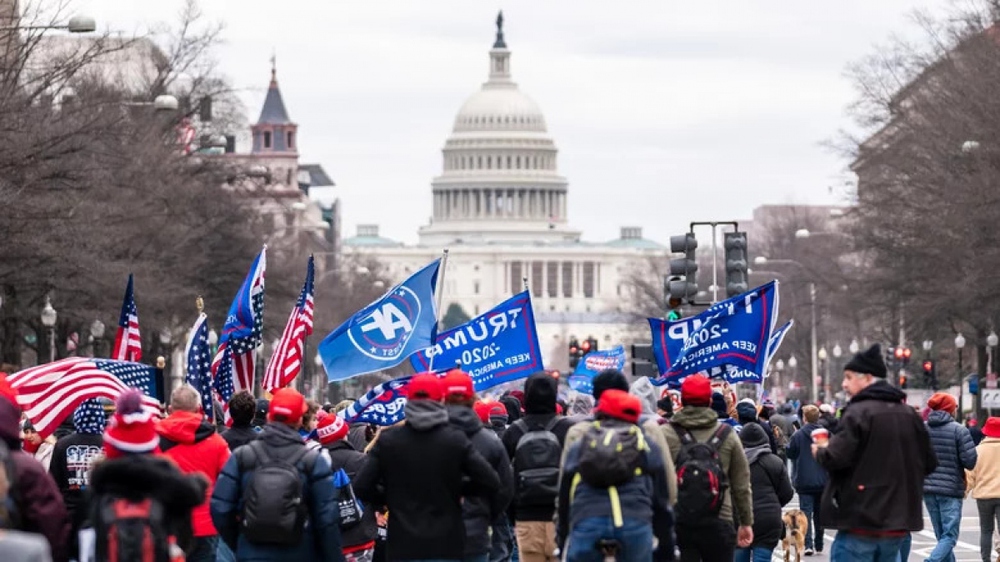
[490,515,514,562]
[830,531,905,562]
[215,537,236,562]
[896,533,910,562]
[799,492,824,551]
[565,517,653,562]
[925,494,962,562]
[734,546,774,562]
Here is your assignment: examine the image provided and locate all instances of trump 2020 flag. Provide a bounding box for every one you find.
[337,375,413,426]
[650,281,779,385]
[409,291,542,391]
[567,345,626,394]
[319,259,441,381]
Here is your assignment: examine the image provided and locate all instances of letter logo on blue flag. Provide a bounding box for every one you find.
[649,281,779,386]
[319,259,441,381]
[409,291,542,391]
[338,375,412,426]
[568,345,626,394]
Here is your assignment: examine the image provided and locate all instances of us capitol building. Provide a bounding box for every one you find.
[342,15,667,369]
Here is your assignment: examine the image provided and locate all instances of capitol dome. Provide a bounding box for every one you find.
[419,12,576,246]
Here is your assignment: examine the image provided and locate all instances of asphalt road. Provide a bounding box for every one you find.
[770,495,991,561]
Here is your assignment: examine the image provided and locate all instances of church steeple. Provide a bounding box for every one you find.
[251,57,297,154]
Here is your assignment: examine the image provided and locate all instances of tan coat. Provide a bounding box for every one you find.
[967,437,1000,499]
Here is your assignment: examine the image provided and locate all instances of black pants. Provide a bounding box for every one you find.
[677,519,736,562]
[977,498,1000,562]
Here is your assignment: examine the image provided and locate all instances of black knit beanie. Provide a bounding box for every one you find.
[844,344,887,378]
[592,369,629,401]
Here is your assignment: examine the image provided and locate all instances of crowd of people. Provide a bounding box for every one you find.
[1,342,1000,561]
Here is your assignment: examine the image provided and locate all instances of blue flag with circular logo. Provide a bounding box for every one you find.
[319,259,441,381]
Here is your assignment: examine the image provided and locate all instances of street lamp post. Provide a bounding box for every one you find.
[956,333,967,419]
[158,328,171,398]
[314,353,324,403]
[0,14,97,33]
[818,347,829,402]
[40,297,57,363]
[849,339,860,355]
[90,319,105,358]
[788,355,798,395]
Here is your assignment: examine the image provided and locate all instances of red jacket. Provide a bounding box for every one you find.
[158,411,230,537]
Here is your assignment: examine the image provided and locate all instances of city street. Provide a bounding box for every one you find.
[772,496,992,561]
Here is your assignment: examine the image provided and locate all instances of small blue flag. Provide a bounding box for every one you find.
[567,345,626,394]
[185,314,215,415]
[319,259,441,381]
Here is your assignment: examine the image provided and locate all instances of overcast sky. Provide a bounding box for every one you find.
[78,0,943,245]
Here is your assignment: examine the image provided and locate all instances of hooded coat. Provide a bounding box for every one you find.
[353,399,501,561]
[923,410,977,498]
[0,396,70,562]
[48,402,105,558]
[221,423,259,452]
[500,373,576,522]
[158,410,231,537]
[740,423,793,548]
[815,380,937,532]
[210,422,343,562]
[323,439,378,552]
[786,421,829,494]
[88,453,207,556]
[447,404,514,557]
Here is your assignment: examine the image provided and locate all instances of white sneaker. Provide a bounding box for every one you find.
[804,548,815,556]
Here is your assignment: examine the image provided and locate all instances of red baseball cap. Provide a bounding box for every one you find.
[681,374,712,407]
[268,388,308,423]
[594,388,641,424]
[406,373,443,402]
[442,369,475,401]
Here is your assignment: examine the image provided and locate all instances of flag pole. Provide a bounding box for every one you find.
[522,276,528,294]
[427,249,450,372]
[196,295,215,426]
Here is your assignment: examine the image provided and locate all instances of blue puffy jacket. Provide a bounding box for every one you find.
[923,410,977,498]
[786,422,828,494]
[210,422,343,562]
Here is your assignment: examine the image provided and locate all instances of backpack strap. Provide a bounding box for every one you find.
[707,424,732,452]
[542,416,561,434]
[670,421,696,446]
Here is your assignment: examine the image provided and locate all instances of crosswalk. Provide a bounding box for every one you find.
[769,497,991,561]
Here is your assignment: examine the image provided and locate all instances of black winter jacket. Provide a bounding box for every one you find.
[448,405,515,557]
[924,410,977,498]
[49,432,103,549]
[816,381,937,532]
[786,422,829,494]
[324,440,379,550]
[741,424,794,549]
[353,400,501,561]
[220,424,258,452]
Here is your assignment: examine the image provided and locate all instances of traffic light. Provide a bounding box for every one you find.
[586,336,599,353]
[669,233,698,303]
[899,374,908,389]
[568,337,580,369]
[923,360,938,390]
[723,231,749,298]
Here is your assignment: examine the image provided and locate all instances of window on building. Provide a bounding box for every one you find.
[287,169,293,184]
[478,156,482,168]
[510,262,522,295]
[583,262,596,298]
[474,281,480,294]
[547,262,558,297]
[263,131,271,149]
[516,156,521,169]
[562,262,573,297]
[531,261,544,296]
[507,156,512,169]
[487,156,492,169]
[287,131,295,149]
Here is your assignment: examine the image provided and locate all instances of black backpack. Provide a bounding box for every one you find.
[672,422,731,524]
[577,421,647,488]
[238,441,318,546]
[512,417,563,507]
[93,495,178,562]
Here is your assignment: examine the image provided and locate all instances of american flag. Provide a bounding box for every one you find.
[263,256,315,392]
[212,248,266,399]
[185,314,215,415]
[112,274,142,362]
[7,357,160,439]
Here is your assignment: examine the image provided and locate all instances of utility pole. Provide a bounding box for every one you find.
[810,282,818,404]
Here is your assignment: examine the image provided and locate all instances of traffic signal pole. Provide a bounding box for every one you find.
[687,221,741,305]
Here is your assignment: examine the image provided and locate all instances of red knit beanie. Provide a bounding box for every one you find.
[316,414,349,445]
[103,390,159,459]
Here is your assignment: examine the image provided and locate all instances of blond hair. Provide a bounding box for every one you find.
[803,405,820,424]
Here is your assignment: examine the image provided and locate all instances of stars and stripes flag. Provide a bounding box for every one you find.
[185,313,215,415]
[112,274,142,362]
[263,256,315,392]
[212,247,266,402]
[7,357,160,439]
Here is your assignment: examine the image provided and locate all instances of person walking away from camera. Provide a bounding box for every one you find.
[157,385,231,562]
[660,374,754,562]
[48,399,105,561]
[922,392,976,562]
[211,387,343,562]
[965,416,1000,562]
[736,423,793,562]
[786,405,829,555]
[220,391,259,452]
[813,344,936,562]
[353,373,501,562]
[317,414,378,562]
[557,389,674,562]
